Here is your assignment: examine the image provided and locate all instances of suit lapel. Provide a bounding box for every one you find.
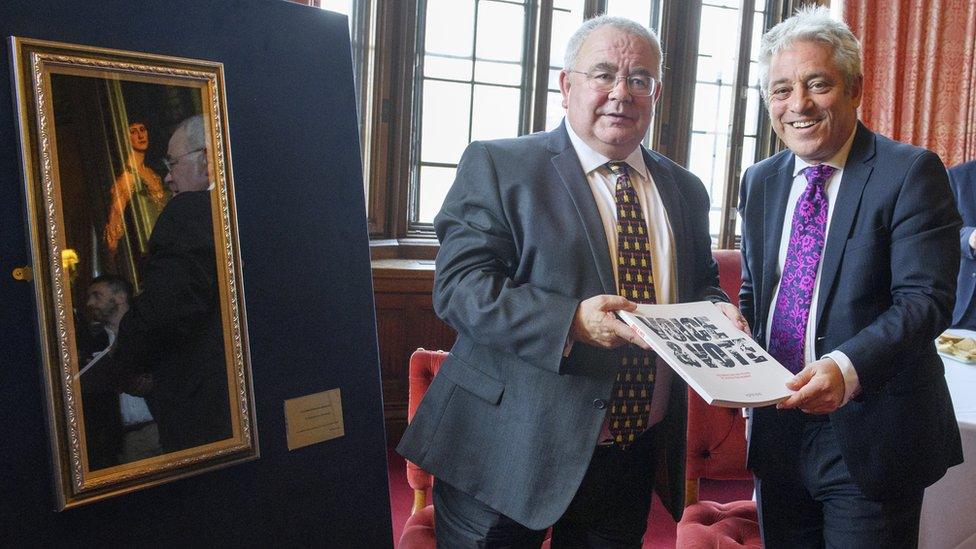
[815,124,875,325]
[549,126,616,294]
[760,155,794,327]
[642,148,687,298]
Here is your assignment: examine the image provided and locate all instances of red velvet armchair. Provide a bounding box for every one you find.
[398,349,555,548]
[398,348,447,548]
[676,249,762,548]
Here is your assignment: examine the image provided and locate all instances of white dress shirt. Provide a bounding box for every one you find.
[565,120,675,429]
[765,127,861,404]
[103,325,154,425]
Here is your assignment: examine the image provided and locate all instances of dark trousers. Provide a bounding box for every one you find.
[755,421,923,549]
[433,429,656,549]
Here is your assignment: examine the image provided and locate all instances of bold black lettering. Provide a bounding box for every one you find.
[668,342,701,368]
[679,317,709,342]
[703,342,735,368]
[660,319,687,342]
[696,316,728,339]
[685,343,717,368]
[643,317,669,339]
[731,338,768,363]
[717,339,749,365]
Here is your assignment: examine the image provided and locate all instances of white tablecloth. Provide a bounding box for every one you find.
[919,329,976,549]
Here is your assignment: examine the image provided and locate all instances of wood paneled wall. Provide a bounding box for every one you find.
[372,260,456,443]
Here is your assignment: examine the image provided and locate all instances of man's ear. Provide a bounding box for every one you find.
[651,81,663,106]
[558,70,571,109]
[849,74,863,107]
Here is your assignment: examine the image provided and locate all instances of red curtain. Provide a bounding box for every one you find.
[845,0,976,167]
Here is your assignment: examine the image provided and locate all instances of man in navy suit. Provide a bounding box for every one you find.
[949,159,976,329]
[738,6,963,547]
[105,115,231,454]
[399,15,744,548]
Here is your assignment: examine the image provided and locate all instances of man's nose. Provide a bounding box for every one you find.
[788,87,813,113]
[607,77,632,101]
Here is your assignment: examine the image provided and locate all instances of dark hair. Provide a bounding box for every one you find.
[90,274,133,304]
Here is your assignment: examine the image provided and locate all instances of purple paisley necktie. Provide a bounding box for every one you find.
[607,161,656,449]
[767,164,836,374]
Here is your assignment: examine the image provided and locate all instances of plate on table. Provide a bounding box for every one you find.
[937,333,976,364]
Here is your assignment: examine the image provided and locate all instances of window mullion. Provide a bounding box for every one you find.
[718,0,757,249]
[757,0,794,160]
[468,0,480,145]
[405,0,428,232]
[583,0,603,19]
[529,0,552,133]
[652,0,700,165]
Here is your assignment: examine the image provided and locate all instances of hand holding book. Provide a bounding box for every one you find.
[713,301,751,334]
[570,294,652,350]
[776,356,846,413]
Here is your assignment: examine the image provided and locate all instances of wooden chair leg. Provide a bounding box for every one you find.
[411,488,427,515]
[684,478,700,507]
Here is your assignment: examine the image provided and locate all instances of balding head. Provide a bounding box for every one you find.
[164,114,211,193]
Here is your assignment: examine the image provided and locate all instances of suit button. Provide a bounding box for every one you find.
[593,399,607,409]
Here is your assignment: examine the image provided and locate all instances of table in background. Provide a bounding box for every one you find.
[919,329,976,549]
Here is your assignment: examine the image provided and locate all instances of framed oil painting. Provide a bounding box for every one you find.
[9,37,258,509]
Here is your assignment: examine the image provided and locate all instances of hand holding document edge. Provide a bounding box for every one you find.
[617,301,795,408]
[570,294,652,350]
[776,356,846,413]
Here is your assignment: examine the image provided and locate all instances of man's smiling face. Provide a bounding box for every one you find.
[766,39,861,163]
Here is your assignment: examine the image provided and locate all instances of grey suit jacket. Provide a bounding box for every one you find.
[397,122,725,529]
[739,123,964,499]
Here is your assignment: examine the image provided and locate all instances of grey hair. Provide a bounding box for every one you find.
[758,5,862,99]
[173,114,206,151]
[564,15,663,78]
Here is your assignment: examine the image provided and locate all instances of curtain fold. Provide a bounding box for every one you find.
[845,0,976,167]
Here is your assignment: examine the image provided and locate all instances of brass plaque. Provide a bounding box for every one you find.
[284,389,344,451]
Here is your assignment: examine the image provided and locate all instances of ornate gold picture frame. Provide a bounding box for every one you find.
[9,37,258,509]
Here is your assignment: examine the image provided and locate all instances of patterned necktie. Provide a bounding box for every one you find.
[607,161,656,449]
[768,164,836,374]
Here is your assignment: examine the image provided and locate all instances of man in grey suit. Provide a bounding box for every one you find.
[738,7,963,547]
[398,15,744,547]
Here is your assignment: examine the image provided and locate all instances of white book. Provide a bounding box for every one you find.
[617,301,794,408]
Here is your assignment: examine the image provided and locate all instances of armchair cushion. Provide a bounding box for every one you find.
[399,505,436,549]
[677,500,761,548]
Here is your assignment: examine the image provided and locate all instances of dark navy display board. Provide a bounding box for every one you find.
[0,1,391,545]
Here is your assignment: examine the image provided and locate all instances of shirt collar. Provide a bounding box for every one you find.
[564,118,649,181]
[791,124,858,177]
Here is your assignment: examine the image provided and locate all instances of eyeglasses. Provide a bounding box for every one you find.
[163,147,205,170]
[567,70,660,97]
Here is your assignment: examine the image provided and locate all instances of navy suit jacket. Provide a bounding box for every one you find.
[738,123,964,500]
[397,123,725,529]
[949,159,976,329]
[109,191,231,453]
